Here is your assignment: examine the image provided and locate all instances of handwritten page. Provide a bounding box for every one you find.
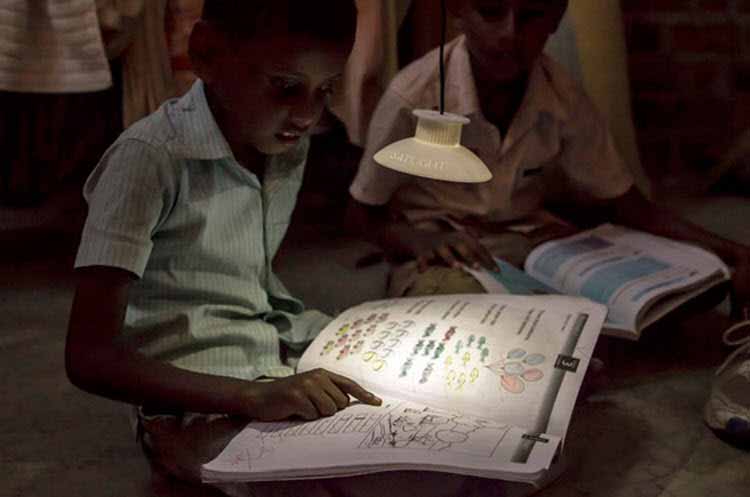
[201,396,561,483]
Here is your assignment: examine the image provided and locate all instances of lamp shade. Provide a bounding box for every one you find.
[373,109,493,183]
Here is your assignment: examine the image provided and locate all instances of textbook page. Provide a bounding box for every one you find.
[201,395,562,483]
[466,259,559,297]
[523,224,730,336]
[297,294,606,442]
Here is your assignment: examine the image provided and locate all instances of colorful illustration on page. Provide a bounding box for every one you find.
[485,348,546,394]
[443,330,491,393]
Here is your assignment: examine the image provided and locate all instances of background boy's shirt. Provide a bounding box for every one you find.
[75,80,331,382]
[350,35,635,234]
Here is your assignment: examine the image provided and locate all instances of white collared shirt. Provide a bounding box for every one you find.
[350,35,634,231]
[75,80,330,381]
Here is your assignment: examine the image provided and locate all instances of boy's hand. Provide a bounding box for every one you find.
[245,369,382,422]
[730,253,750,320]
[403,230,498,273]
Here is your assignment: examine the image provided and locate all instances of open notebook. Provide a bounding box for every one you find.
[202,294,606,486]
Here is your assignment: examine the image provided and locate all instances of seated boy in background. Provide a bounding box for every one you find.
[65,1,530,495]
[347,0,750,444]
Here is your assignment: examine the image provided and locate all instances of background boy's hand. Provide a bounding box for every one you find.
[390,228,498,273]
[245,369,382,422]
[730,253,750,320]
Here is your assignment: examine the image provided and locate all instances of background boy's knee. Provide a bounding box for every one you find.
[390,264,486,298]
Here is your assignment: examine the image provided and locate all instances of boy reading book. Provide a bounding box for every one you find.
[345,0,750,445]
[64,1,533,496]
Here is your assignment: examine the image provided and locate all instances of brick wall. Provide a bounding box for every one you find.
[623,0,750,190]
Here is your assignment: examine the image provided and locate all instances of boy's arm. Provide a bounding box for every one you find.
[610,188,748,264]
[602,187,750,314]
[551,82,749,311]
[65,266,381,420]
[344,198,496,272]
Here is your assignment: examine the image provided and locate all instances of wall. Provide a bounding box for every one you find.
[623,0,750,192]
[567,2,650,195]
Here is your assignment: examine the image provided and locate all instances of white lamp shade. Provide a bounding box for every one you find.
[374,109,493,183]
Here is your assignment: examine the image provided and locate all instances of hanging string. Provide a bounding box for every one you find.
[440,0,446,114]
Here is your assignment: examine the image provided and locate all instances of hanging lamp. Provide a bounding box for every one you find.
[373,0,492,183]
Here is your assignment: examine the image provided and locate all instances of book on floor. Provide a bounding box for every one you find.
[201,293,606,487]
[466,224,731,340]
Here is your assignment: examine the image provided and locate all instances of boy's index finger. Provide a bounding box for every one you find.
[459,232,498,272]
[327,371,383,406]
[476,245,499,272]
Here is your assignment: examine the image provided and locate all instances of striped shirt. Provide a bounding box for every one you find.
[75,80,331,381]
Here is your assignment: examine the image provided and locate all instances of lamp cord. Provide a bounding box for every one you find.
[440,0,446,114]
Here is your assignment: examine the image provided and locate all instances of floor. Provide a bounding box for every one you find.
[2,240,152,497]
[3,195,750,497]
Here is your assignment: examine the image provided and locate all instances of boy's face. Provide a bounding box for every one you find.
[198,29,350,155]
[454,0,567,83]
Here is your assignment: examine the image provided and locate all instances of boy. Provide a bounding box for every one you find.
[65,2,523,496]
[65,0,376,494]
[348,0,750,297]
[347,0,750,444]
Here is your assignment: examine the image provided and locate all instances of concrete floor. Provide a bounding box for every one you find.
[3,194,750,497]
[2,235,153,497]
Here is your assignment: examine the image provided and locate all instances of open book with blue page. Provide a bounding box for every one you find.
[467,224,731,340]
[202,294,607,487]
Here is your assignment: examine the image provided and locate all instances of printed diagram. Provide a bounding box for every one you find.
[318,315,428,374]
[442,332,491,392]
[485,348,546,394]
[400,324,472,385]
[359,406,510,457]
[360,319,413,372]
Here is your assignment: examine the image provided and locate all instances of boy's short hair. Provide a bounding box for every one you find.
[201,0,357,43]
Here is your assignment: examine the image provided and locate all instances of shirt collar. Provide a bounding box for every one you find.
[168,79,235,160]
[443,36,483,117]
[167,79,309,188]
[445,36,569,130]
[509,56,570,139]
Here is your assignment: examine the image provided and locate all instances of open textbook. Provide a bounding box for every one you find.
[467,224,731,340]
[202,294,607,486]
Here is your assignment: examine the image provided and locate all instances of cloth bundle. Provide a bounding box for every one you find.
[97,0,176,126]
[0,0,112,93]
